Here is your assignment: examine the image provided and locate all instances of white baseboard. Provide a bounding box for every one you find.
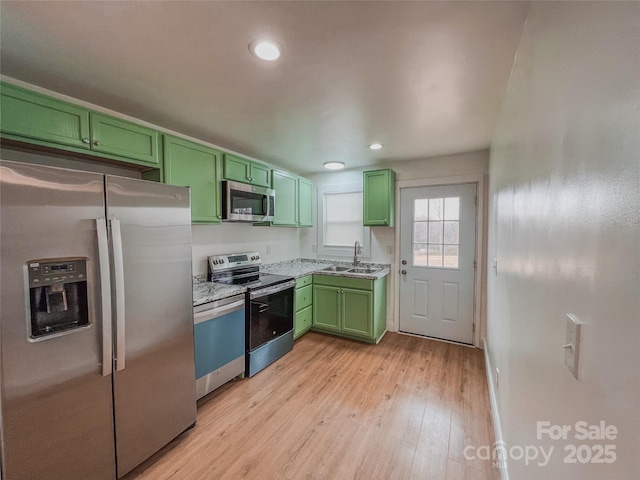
[481,336,510,480]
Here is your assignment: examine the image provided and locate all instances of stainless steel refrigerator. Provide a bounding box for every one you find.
[0,160,196,479]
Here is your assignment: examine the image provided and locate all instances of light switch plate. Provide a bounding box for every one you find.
[564,314,581,379]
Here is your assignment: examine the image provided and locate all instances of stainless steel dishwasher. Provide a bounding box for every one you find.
[193,294,245,400]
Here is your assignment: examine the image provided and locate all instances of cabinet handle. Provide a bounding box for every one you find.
[93,140,102,146]
[401,270,407,275]
[383,219,388,225]
[82,138,90,144]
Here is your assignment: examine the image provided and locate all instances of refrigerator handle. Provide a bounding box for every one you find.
[96,219,113,376]
[110,218,126,371]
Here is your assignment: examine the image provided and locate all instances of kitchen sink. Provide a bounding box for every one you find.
[347,267,380,274]
[322,265,351,272]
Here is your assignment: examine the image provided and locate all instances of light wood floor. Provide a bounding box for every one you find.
[125,331,499,480]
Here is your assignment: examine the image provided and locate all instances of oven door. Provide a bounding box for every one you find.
[247,281,295,351]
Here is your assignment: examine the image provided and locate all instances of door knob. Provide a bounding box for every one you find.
[401,260,407,265]
[401,270,407,275]
[93,140,101,146]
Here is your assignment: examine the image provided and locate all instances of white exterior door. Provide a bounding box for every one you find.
[399,183,477,344]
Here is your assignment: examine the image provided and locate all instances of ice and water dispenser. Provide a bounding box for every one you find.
[27,258,89,339]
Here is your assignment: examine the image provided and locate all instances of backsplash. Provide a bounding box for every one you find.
[191,223,301,276]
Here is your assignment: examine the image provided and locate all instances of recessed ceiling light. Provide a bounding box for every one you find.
[324,162,345,170]
[249,40,282,61]
[368,143,383,150]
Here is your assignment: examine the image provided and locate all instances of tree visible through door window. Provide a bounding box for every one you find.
[413,197,460,268]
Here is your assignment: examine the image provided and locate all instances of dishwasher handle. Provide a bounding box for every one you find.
[194,299,245,325]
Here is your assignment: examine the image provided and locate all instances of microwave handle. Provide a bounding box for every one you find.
[266,194,274,217]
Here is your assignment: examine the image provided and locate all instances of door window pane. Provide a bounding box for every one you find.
[428,198,444,220]
[444,245,459,268]
[444,197,460,220]
[444,221,459,244]
[413,244,428,266]
[414,199,429,221]
[428,221,443,243]
[413,222,428,243]
[428,244,443,267]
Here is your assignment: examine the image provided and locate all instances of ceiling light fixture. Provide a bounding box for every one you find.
[249,40,282,61]
[368,143,383,150]
[324,162,345,170]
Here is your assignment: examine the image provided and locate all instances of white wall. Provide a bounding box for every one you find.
[486,2,640,479]
[301,150,489,331]
[192,224,300,276]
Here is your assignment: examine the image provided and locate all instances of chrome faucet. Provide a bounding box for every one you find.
[353,240,362,267]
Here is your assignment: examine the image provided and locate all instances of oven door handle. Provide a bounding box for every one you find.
[249,280,296,299]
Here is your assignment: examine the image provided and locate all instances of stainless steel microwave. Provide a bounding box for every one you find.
[222,180,275,222]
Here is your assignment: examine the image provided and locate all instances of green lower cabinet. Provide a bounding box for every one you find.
[341,288,372,338]
[294,275,314,339]
[164,135,221,223]
[294,305,313,339]
[312,274,387,343]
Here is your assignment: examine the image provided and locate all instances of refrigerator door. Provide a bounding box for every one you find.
[0,160,116,479]
[105,175,196,477]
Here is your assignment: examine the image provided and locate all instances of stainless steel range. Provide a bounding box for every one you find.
[208,252,295,377]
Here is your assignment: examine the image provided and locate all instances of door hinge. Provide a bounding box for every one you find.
[474,260,477,270]
[473,323,476,333]
[475,196,478,206]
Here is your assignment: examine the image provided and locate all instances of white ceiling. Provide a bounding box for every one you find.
[0,1,530,174]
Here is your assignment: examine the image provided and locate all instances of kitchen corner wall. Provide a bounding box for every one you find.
[192,224,301,276]
[487,2,640,479]
[301,149,489,331]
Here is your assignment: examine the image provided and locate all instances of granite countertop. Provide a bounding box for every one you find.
[193,258,391,307]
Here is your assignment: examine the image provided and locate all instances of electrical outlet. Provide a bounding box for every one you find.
[386,245,392,254]
[266,245,271,254]
[564,314,581,379]
[495,368,500,389]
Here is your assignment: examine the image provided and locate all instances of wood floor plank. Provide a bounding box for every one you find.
[125,331,497,480]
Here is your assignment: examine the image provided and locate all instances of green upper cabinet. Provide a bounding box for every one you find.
[223,153,270,188]
[0,82,161,170]
[271,170,298,226]
[90,113,159,166]
[164,135,221,224]
[1,82,91,150]
[297,177,313,227]
[363,168,396,227]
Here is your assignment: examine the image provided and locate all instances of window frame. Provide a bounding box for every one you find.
[317,183,371,258]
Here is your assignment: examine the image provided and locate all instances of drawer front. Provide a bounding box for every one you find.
[295,284,313,311]
[296,275,312,289]
[312,274,373,291]
[294,305,313,337]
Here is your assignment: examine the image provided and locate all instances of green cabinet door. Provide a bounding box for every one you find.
[298,177,313,227]
[164,135,221,223]
[223,153,271,187]
[223,153,251,183]
[0,82,91,150]
[90,113,160,166]
[250,163,271,188]
[294,305,313,339]
[312,285,341,332]
[342,288,373,338]
[272,170,298,226]
[363,169,396,226]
